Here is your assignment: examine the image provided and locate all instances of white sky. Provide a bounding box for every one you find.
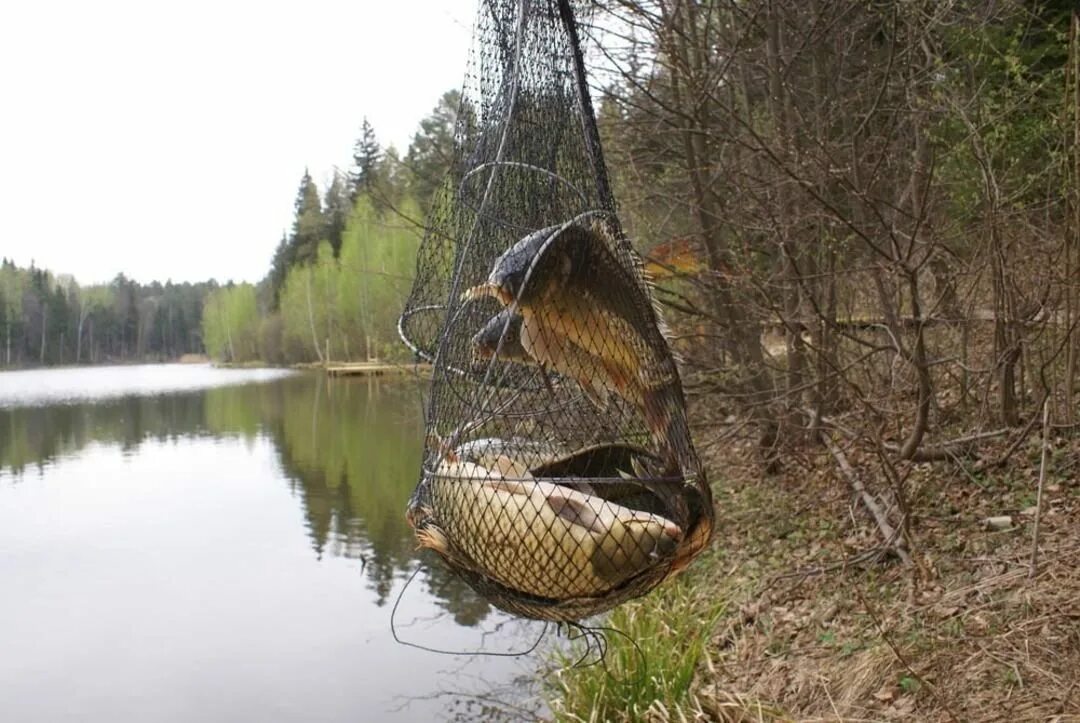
[0,0,476,286]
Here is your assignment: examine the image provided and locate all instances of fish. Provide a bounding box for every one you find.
[462,221,693,472]
[470,308,532,365]
[471,307,611,408]
[407,457,682,602]
[448,436,566,477]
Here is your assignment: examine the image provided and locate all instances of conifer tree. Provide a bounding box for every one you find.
[322,170,351,257]
[350,118,381,201]
[288,169,324,266]
[404,90,464,212]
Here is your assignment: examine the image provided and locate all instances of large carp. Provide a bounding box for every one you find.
[407,457,681,605]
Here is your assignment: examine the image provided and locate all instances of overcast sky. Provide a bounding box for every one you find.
[0,0,476,286]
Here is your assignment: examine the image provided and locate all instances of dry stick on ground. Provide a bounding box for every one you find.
[883,428,1010,462]
[820,432,912,565]
[1030,398,1051,579]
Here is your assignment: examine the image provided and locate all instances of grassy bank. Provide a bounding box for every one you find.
[546,416,1080,721]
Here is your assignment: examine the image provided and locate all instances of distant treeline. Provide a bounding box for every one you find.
[0,261,212,367]
[0,91,459,370]
[201,93,459,366]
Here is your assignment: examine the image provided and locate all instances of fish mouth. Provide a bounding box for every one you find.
[462,282,514,307]
[469,326,496,360]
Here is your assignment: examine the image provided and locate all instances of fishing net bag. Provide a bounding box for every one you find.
[399,0,713,622]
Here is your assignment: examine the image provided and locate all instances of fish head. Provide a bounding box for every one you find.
[471,309,527,364]
[472,224,581,308]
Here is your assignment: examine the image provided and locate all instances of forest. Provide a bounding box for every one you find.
[544,2,1080,721]
[0,95,457,370]
[200,102,457,366]
[0,261,212,367]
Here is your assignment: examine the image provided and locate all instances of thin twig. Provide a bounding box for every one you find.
[1029,397,1050,579]
[852,585,963,723]
[974,390,1050,471]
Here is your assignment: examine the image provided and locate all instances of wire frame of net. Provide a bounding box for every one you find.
[400,0,712,622]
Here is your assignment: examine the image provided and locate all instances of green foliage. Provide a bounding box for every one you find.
[201,284,259,362]
[350,117,382,201]
[337,196,422,360]
[0,258,213,367]
[404,90,466,212]
[927,4,1069,224]
[290,169,325,266]
[322,170,351,257]
[257,198,421,365]
[899,675,922,694]
[548,579,725,722]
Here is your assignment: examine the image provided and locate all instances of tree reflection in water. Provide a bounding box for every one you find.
[0,372,493,627]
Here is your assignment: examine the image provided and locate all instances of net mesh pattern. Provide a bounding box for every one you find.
[400,0,713,622]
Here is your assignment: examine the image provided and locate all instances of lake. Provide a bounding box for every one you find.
[0,365,545,722]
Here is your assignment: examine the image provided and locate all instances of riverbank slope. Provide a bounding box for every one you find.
[549,400,1080,721]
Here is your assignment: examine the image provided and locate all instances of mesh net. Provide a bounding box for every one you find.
[400,0,713,622]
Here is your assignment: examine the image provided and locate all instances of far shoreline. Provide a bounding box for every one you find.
[0,354,214,373]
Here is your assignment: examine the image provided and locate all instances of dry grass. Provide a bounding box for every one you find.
[688,424,1080,722]
[550,405,1080,722]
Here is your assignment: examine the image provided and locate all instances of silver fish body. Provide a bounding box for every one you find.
[409,458,682,604]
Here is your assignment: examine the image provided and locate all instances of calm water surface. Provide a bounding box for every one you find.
[0,365,544,723]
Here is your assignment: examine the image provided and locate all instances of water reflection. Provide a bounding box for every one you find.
[0,368,542,722]
[0,372,494,627]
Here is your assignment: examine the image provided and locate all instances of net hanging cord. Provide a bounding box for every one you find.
[556,0,616,214]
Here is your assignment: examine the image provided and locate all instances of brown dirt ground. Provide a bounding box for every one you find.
[681,417,1080,723]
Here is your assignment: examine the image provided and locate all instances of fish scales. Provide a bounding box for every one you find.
[420,461,681,601]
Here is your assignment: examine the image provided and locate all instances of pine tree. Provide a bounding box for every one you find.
[268,232,290,309]
[322,170,350,257]
[404,90,465,212]
[349,118,381,201]
[288,169,324,267]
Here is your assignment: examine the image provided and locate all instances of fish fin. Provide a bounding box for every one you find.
[484,478,531,496]
[545,489,607,535]
[462,283,511,306]
[415,524,450,554]
[579,378,608,409]
[487,454,532,479]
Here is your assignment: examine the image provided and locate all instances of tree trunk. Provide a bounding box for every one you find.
[765,1,805,432]
[305,271,324,363]
[76,311,84,364]
[39,306,47,365]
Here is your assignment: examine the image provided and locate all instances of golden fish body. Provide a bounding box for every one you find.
[517,311,611,407]
[410,458,681,601]
[464,222,684,455]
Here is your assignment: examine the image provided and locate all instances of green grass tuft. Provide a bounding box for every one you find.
[545,578,726,722]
